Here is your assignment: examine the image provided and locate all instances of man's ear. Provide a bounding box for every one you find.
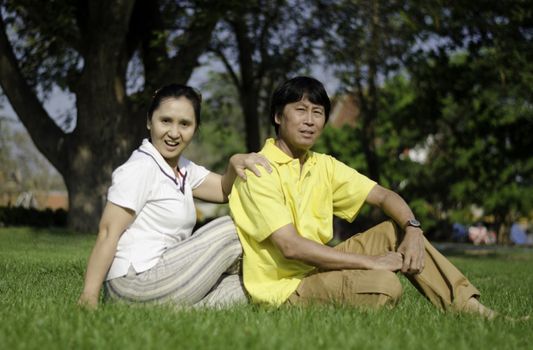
[274,113,282,126]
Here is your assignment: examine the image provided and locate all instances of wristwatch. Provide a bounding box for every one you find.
[405,218,421,229]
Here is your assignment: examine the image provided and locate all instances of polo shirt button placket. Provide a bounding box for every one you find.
[291,160,301,192]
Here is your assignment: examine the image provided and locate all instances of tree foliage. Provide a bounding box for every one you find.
[1,0,531,240]
[183,71,246,173]
[403,1,533,240]
[210,0,320,151]
[316,0,423,182]
[316,0,533,239]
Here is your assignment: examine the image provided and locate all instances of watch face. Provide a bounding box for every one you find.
[407,219,421,227]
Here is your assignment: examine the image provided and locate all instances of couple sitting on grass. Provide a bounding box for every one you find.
[79,76,498,319]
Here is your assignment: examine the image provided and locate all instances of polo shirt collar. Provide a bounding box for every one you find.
[262,138,317,166]
[138,138,177,177]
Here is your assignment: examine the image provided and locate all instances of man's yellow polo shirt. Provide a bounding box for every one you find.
[229,138,376,305]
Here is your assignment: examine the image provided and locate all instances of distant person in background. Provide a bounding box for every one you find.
[468,223,496,245]
[452,223,468,242]
[229,76,505,319]
[79,84,270,309]
[510,221,528,245]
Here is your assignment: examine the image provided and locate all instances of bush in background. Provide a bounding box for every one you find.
[0,206,67,228]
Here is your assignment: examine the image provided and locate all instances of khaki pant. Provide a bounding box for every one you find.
[287,221,480,311]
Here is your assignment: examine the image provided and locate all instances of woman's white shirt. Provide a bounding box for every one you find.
[106,139,209,280]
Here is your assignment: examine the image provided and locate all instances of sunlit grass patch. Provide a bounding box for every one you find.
[1,227,532,350]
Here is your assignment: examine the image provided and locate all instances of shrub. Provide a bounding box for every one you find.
[0,206,67,227]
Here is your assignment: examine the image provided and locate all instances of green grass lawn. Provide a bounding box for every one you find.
[0,227,532,350]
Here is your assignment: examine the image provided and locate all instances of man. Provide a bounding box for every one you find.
[229,76,495,317]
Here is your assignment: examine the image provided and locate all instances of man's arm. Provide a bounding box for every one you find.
[365,184,425,274]
[269,223,402,272]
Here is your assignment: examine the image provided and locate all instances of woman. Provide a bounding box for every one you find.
[78,84,270,309]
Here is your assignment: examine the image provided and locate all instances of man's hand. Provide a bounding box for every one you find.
[397,227,425,274]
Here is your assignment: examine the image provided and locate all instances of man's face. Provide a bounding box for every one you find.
[275,97,326,154]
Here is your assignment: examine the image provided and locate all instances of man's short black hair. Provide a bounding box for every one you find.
[270,76,331,134]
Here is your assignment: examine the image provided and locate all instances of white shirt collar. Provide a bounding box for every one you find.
[138,138,178,177]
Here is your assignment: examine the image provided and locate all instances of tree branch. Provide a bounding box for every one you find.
[137,0,168,90]
[211,45,241,90]
[151,7,220,87]
[0,15,67,174]
[256,2,281,80]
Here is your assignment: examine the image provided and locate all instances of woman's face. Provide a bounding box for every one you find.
[147,96,197,168]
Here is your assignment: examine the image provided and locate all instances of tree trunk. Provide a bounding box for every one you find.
[359,110,380,182]
[64,86,134,233]
[362,0,382,183]
[65,161,108,233]
[354,85,380,182]
[230,17,262,152]
[241,88,261,152]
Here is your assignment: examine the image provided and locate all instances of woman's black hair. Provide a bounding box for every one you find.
[147,84,202,127]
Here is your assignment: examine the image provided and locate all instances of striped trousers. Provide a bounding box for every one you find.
[104,216,247,308]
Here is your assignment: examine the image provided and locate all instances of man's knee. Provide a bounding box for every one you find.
[377,220,399,237]
[371,220,400,250]
[378,271,403,303]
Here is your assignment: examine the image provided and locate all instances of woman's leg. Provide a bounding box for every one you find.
[106,216,246,306]
[193,274,247,308]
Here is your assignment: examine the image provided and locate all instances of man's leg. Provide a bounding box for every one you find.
[336,221,480,312]
[287,269,402,308]
[287,221,402,308]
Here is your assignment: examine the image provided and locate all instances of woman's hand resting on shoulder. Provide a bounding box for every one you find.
[230,153,272,180]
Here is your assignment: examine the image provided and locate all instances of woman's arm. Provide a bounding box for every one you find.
[78,202,135,309]
[193,153,272,203]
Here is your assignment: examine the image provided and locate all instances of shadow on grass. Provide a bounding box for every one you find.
[0,226,79,236]
[433,242,533,260]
